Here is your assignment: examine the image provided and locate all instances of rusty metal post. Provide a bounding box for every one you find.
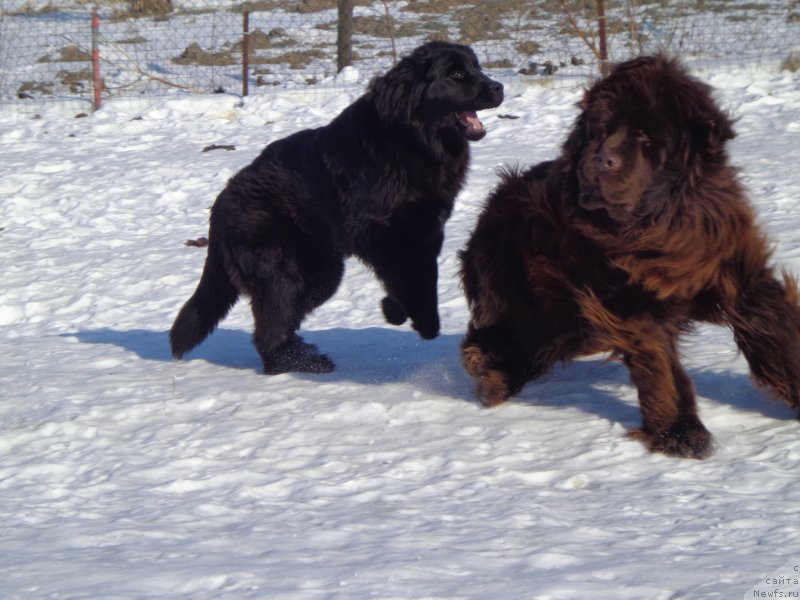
[91,6,102,111]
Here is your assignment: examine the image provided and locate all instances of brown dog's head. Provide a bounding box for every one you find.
[565,55,735,222]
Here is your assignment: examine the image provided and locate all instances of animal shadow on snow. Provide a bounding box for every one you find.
[517,358,795,427]
[67,327,467,398]
[66,328,793,420]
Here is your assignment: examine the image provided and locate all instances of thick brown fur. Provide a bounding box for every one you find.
[459,55,800,458]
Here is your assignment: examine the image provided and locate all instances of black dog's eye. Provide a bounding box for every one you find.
[637,131,651,147]
[450,70,466,81]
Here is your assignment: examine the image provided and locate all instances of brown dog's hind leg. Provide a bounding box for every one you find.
[725,271,800,411]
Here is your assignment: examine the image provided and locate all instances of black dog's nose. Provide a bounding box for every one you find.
[490,81,504,95]
[487,80,504,106]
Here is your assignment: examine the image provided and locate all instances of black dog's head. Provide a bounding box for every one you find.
[565,54,735,222]
[369,41,504,141]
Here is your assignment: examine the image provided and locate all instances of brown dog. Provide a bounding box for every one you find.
[459,55,800,458]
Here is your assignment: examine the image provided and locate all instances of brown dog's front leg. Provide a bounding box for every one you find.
[578,290,714,458]
[625,347,714,459]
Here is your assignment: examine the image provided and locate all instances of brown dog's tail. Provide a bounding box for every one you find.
[169,244,239,359]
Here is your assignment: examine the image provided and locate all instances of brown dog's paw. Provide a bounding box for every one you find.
[461,344,510,407]
[630,417,715,459]
[475,370,511,407]
[461,343,488,378]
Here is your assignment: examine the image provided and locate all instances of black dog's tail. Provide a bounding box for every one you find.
[170,245,239,359]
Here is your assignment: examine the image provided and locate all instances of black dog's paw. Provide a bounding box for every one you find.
[381,296,408,325]
[630,416,715,459]
[382,296,439,339]
[263,335,335,375]
[412,316,440,340]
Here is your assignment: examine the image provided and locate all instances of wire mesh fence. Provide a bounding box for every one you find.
[0,0,798,115]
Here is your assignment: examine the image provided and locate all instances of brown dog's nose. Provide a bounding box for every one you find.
[595,149,622,173]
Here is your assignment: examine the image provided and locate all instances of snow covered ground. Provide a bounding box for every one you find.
[1,59,800,599]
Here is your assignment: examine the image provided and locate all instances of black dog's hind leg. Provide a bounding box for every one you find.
[250,295,335,375]
[245,241,344,375]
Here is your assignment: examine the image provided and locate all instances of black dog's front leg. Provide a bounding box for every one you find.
[363,238,441,339]
[359,210,445,339]
[380,250,441,339]
[381,295,408,326]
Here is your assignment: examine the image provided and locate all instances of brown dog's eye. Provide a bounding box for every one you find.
[450,70,466,81]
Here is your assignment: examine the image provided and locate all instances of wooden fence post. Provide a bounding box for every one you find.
[242,9,250,96]
[597,0,609,75]
[337,0,353,72]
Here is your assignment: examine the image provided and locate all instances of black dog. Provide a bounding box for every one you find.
[170,41,503,374]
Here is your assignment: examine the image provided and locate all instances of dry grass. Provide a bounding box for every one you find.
[37,45,92,64]
[782,52,800,72]
[172,43,235,66]
[256,48,327,69]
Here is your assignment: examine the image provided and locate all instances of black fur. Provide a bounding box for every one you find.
[170,41,504,373]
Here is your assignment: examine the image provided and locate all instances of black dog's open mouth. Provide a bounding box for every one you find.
[457,110,487,141]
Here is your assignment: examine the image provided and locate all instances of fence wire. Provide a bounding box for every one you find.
[0,1,798,114]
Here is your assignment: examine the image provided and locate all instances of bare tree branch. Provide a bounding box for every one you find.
[559,0,601,61]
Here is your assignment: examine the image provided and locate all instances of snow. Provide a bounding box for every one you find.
[1,61,800,600]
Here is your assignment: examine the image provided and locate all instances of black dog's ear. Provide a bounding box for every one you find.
[369,56,426,124]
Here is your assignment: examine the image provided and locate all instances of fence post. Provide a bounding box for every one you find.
[337,0,353,72]
[91,5,102,111]
[242,9,250,97]
[597,0,609,75]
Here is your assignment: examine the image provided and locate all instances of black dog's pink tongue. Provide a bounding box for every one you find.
[458,110,484,132]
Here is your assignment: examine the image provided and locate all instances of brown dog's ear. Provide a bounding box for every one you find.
[687,114,736,163]
[706,116,736,150]
[559,109,589,164]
